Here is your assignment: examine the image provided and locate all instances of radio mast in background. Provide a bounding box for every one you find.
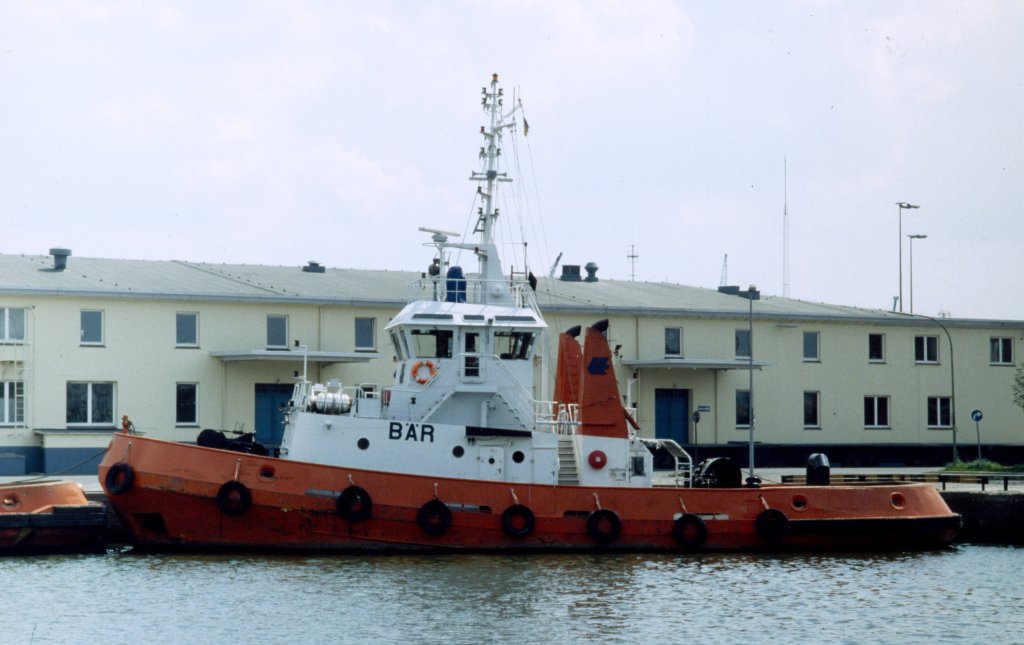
[782,156,791,298]
[628,244,639,281]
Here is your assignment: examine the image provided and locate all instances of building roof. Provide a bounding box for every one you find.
[1,252,1020,328]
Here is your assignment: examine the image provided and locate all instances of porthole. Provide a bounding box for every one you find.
[890,492,907,510]
[791,494,808,512]
[488,457,496,465]
[512,451,525,464]
[452,445,465,458]
[258,465,277,482]
[357,438,370,450]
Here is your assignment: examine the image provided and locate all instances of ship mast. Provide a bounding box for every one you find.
[464,73,517,300]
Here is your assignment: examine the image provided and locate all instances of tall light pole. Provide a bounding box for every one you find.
[896,202,920,312]
[908,234,927,314]
[738,285,760,482]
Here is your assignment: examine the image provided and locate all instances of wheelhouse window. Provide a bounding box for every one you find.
[411,329,453,358]
[464,332,480,377]
[495,331,535,360]
[869,333,885,362]
[735,390,751,427]
[67,382,114,425]
[355,317,376,351]
[267,315,288,349]
[864,396,890,428]
[914,335,938,363]
[1,381,24,425]
[990,337,1013,365]
[176,312,199,347]
[1,308,26,344]
[80,310,104,346]
[735,330,751,359]
[804,391,820,428]
[664,327,682,357]
[389,330,406,360]
[927,396,952,428]
[803,331,820,362]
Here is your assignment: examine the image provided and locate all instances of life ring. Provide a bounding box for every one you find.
[105,462,135,495]
[586,508,621,544]
[412,361,437,385]
[755,508,790,544]
[337,485,373,522]
[417,499,452,535]
[588,450,607,469]
[216,481,252,516]
[501,504,536,538]
[673,513,707,549]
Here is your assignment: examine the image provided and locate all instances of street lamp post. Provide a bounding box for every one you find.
[908,234,927,314]
[897,202,920,312]
[738,285,760,482]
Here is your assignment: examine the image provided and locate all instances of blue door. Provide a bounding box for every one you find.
[655,389,689,444]
[255,384,293,446]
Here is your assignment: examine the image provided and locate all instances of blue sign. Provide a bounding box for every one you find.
[971,409,983,422]
[587,357,610,375]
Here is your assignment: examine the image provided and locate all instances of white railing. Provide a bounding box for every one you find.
[535,401,580,435]
[407,275,538,311]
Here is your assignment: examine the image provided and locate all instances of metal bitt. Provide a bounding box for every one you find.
[896,202,920,312]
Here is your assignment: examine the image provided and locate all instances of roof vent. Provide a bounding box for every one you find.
[717,285,740,295]
[49,247,72,271]
[302,260,325,274]
[560,264,581,281]
[584,262,599,282]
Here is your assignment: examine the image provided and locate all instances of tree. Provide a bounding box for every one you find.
[1014,363,1024,414]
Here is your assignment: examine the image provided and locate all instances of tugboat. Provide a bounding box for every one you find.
[98,75,960,552]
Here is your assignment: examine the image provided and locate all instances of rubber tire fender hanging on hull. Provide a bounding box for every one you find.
[216,481,252,516]
[500,504,536,538]
[417,499,452,536]
[672,513,708,549]
[337,486,373,522]
[586,509,622,544]
[755,508,790,544]
[105,462,135,495]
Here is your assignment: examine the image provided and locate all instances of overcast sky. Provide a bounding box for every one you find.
[2,2,1022,320]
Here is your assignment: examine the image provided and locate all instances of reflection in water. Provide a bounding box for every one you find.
[3,546,1020,644]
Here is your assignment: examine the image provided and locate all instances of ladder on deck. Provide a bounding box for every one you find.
[644,438,693,487]
[557,435,579,485]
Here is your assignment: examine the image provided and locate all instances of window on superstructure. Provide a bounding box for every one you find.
[389,331,405,360]
[1,308,26,344]
[464,332,480,377]
[1,381,24,425]
[411,329,453,359]
[495,331,535,360]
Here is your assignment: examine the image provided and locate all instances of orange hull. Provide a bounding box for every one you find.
[99,433,960,552]
[0,480,107,554]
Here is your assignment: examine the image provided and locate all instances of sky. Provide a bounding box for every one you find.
[2,1,1022,320]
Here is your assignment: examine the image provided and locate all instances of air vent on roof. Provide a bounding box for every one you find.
[49,248,72,271]
[560,264,581,281]
[584,262,599,282]
[302,261,325,274]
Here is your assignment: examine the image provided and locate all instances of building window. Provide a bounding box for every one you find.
[869,333,885,362]
[927,396,952,428]
[80,310,104,346]
[990,337,1013,365]
[864,396,890,428]
[267,315,288,349]
[1,381,24,425]
[735,390,751,427]
[735,329,751,359]
[176,383,198,425]
[355,317,376,351]
[804,391,820,428]
[176,312,199,347]
[803,331,820,362]
[1,308,26,344]
[914,335,938,363]
[66,382,115,425]
[664,327,682,357]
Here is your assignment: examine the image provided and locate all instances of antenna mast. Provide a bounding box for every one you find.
[627,245,639,281]
[783,156,790,298]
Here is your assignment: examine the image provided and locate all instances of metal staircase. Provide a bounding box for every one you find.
[557,435,579,485]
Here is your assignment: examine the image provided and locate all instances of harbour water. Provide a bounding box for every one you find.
[6,544,1021,644]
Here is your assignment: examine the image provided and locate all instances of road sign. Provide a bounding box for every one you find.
[971,409,983,422]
